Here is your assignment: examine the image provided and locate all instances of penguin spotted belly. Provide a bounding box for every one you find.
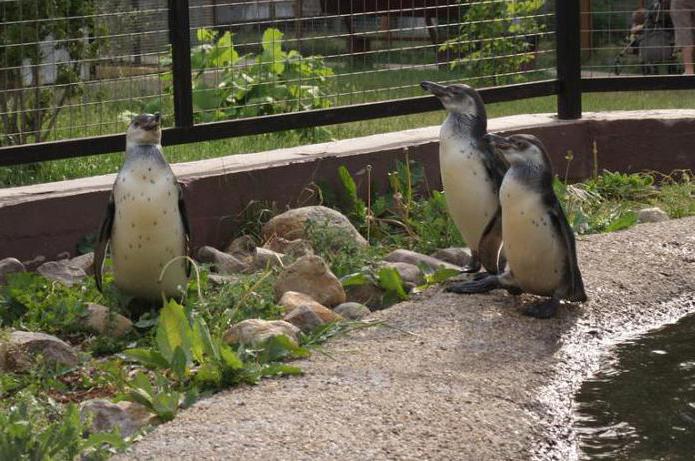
[440,140,499,250]
[111,159,187,299]
[500,178,565,296]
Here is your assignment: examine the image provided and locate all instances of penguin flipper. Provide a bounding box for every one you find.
[481,137,509,189]
[177,184,192,277]
[94,194,115,292]
[478,206,505,274]
[547,204,587,303]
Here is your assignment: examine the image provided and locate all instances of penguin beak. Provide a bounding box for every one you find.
[483,133,512,150]
[421,81,449,98]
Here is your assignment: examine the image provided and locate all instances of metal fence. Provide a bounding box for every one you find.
[0,0,693,166]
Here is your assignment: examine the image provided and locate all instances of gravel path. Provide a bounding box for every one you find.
[118,218,695,461]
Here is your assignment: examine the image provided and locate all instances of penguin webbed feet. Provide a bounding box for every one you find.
[446,274,501,294]
[523,298,559,319]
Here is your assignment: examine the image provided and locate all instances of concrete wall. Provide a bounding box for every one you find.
[1,110,694,262]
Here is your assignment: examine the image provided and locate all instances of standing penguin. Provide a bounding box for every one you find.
[448,133,587,318]
[94,113,190,301]
[420,81,507,274]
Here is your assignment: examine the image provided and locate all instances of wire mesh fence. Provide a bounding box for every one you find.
[581,0,690,77]
[1,0,556,149]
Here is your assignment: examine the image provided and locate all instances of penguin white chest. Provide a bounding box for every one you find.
[500,176,565,296]
[111,158,187,299]
[439,136,499,250]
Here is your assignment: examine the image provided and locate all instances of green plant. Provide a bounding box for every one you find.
[304,220,380,278]
[124,371,195,422]
[341,266,408,307]
[441,0,546,85]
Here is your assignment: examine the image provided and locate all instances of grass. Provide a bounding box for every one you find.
[2,89,695,188]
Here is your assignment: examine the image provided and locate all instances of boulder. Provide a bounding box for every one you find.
[0,331,79,373]
[378,261,424,286]
[36,261,87,286]
[22,255,46,271]
[223,319,300,347]
[430,247,473,267]
[254,248,285,270]
[0,258,25,285]
[197,246,248,274]
[225,235,257,257]
[284,305,325,332]
[383,249,460,272]
[273,255,346,307]
[264,237,314,258]
[334,302,371,320]
[80,399,154,437]
[637,207,669,223]
[82,304,133,338]
[262,206,367,246]
[67,252,95,276]
[279,291,343,322]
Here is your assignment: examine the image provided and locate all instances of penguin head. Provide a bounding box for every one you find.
[484,133,550,169]
[126,113,162,145]
[420,81,485,118]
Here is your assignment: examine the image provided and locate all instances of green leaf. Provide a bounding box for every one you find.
[257,363,303,378]
[171,346,188,381]
[605,210,638,232]
[191,316,215,363]
[258,335,310,363]
[219,343,244,370]
[155,300,193,364]
[376,267,408,301]
[340,272,370,287]
[122,348,170,369]
[427,267,461,284]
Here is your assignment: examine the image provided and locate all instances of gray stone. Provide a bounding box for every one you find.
[22,255,46,271]
[262,206,367,246]
[637,207,669,223]
[254,247,285,270]
[344,282,384,310]
[274,255,346,307]
[384,249,460,272]
[284,305,325,332]
[197,246,249,274]
[207,274,242,286]
[0,331,79,373]
[278,291,343,322]
[334,302,371,320]
[225,235,257,257]
[80,399,154,437]
[0,258,25,285]
[67,252,95,276]
[223,319,301,347]
[378,261,425,286]
[83,304,133,337]
[431,247,473,267]
[36,261,87,286]
[264,237,314,258]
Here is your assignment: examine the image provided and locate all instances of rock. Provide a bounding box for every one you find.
[22,255,46,271]
[262,206,367,246]
[264,237,314,258]
[67,252,95,276]
[0,331,79,373]
[334,302,371,320]
[80,399,154,437]
[225,235,257,257]
[255,248,285,270]
[223,319,300,347]
[82,304,133,337]
[383,249,460,272]
[279,291,343,322]
[378,261,424,286]
[273,255,346,306]
[431,247,473,267]
[207,274,242,286]
[344,282,384,310]
[197,246,248,274]
[0,258,25,285]
[637,207,669,223]
[36,261,87,286]
[284,305,325,332]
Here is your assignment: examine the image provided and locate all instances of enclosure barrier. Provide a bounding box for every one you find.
[0,0,693,167]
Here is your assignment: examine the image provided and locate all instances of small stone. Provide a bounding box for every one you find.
[83,304,133,337]
[262,206,367,246]
[0,331,79,373]
[273,255,346,307]
[284,305,325,332]
[80,400,154,437]
[254,248,285,270]
[334,302,371,320]
[431,247,473,267]
[207,274,242,286]
[223,319,300,347]
[344,282,385,310]
[378,261,424,286]
[383,249,460,272]
[637,207,669,223]
[67,252,95,276]
[197,246,249,274]
[36,261,87,286]
[0,258,25,285]
[225,235,257,257]
[279,291,343,322]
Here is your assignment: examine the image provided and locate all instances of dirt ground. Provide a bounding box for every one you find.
[117,217,695,461]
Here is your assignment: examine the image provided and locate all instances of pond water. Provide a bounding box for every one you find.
[574,313,695,460]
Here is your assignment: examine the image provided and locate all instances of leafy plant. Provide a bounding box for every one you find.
[341,266,408,307]
[124,371,195,422]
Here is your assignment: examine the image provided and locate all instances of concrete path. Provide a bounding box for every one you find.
[118,218,695,461]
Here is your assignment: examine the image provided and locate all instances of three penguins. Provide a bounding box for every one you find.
[422,81,586,319]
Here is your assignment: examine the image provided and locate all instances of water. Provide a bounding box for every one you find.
[575,314,695,460]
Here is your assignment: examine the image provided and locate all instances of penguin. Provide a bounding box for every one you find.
[94,113,190,301]
[420,81,507,274]
[447,133,587,319]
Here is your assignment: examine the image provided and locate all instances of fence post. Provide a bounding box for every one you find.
[168,0,194,127]
[555,0,582,119]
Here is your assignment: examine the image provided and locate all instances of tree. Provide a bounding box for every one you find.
[0,0,100,145]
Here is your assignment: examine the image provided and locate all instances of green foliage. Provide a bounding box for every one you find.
[341,266,408,307]
[583,171,656,202]
[304,220,380,278]
[441,0,545,84]
[187,28,334,124]
[0,397,125,460]
[124,371,195,422]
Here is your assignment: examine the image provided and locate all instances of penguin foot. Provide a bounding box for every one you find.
[446,275,500,294]
[523,299,559,319]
